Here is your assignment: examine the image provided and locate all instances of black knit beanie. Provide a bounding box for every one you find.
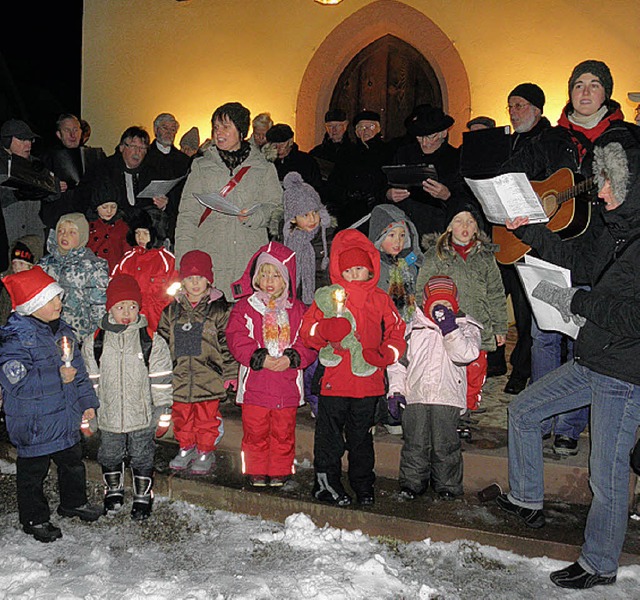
[568,60,613,100]
[508,83,546,111]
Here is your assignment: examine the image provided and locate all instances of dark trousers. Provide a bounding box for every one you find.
[314,395,378,496]
[399,403,462,495]
[498,264,532,380]
[16,442,87,526]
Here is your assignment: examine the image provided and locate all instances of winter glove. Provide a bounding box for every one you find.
[154,407,172,438]
[387,393,406,422]
[363,345,398,368]
[532,281,586,326]
[431,304,458,336]
[316,317,351,343]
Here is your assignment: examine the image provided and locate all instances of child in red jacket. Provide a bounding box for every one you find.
[300,229,406,506]
[226,242,317,487]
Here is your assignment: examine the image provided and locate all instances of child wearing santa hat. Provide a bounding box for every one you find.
[157,250,237,476]
[388,275,482,502]
[81,274,172,520]
[0,266,102,542]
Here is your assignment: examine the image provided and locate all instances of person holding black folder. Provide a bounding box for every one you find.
[385,106,468,238]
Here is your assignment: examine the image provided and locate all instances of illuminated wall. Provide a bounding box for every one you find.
[83,0,639,151]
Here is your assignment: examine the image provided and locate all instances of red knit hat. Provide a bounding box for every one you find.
[423,275,459,315]
[179,250,214,283]
[106,275,142,312]
[338,247,373,272]
[2,266,64,316]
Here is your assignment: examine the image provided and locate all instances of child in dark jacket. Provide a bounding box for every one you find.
[86,179,131,272]
[300,229,406,506]
[0,267,102,542]
[157,250,238,476]
[82,275,173,520]
[226,242,317,487]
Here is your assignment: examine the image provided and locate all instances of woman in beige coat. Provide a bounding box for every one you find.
[174,102,283,300]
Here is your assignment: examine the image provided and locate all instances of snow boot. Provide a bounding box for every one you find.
[131,468,154,521]
[102,463,125,514]
[169,446,197,471]
[188,450,216,475]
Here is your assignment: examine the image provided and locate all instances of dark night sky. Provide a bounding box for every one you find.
[1,0,83,148]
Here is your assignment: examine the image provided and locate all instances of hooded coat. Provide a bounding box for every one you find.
[225,241,317,409]
[417,230,507,352]
[515,122,640,384]
[39,230,109,339]
[300,229,406,398]
[368,204,424,308]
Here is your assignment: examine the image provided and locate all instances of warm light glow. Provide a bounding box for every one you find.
[333,287,346,316]
[57,336,75,367]
[314,0,343,4]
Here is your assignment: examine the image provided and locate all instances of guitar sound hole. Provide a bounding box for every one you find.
[542,194,559,217]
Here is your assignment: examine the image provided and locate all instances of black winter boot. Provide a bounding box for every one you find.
[131,468,153,521]
[102,464,125,514]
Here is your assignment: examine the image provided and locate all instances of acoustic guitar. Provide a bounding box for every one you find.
[492,168,594,265]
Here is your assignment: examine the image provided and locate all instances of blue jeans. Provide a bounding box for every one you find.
[507,360,640,576]
[531,317,590,439]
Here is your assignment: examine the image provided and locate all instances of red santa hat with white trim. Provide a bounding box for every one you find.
[2,266,64,316]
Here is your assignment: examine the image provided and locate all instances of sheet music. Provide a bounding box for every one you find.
[137,176,186,198]
[465,172,549,225]
[194,192,259,216]
[515,255,580,339]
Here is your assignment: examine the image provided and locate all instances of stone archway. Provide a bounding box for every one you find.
[296,0,470,150]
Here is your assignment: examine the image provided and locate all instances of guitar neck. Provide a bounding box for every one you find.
[556,177,594,206]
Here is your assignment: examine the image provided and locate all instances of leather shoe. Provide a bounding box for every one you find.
[504,375,528,395]
[496,493,545,528]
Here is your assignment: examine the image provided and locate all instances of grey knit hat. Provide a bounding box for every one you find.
[569,60,613,100]
[179,126,200,150]
[283,172,322,224]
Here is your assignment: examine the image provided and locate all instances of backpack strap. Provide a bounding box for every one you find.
[93,326,152,369]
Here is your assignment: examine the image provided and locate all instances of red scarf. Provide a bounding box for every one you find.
[557,107,624,161]
[452,240,475,261]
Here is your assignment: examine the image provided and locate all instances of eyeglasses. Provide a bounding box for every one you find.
[355,123,377,131]
[123,142,148,151]
[507,102,531,112]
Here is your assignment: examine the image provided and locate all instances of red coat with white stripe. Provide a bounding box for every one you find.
[111,246,179,332]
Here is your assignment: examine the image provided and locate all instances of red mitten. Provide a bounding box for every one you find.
[363,346,398,368]
[316,317,351,343]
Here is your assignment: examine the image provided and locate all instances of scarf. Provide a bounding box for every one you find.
[558,106,624,161]
[283,208,330,305]
[217,141,251,175]
[387,255,416,323]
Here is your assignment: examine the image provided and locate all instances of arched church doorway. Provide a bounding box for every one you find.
[295,0,470,151]
[330,34,442,141]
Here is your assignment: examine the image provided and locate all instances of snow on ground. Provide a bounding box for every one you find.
[0,460,639,599]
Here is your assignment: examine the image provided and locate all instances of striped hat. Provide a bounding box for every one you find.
[423,275,459,315]
[2,266,64,316]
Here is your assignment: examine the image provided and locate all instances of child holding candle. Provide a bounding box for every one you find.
[300,229,406,506]
[0,267,102,543]
[226,242,317,487]
[82,275,173,520]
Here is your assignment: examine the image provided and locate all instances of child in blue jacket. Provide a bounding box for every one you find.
[0,267,102,542]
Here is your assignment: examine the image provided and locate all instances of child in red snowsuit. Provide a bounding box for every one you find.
[226,241,317,487]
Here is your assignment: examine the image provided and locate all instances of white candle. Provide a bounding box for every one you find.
[333,288,346,317]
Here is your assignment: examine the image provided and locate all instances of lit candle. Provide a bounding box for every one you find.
[58,336,74,367]
[333,287,346,317]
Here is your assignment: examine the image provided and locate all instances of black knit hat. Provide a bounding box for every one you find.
[266,123,294,143]
[568,60,613,101]
[508,83,545,111]
[353,110,381,127]
[211,102,251,140]
[447,201,485,234]
[126,207,167,249]
[325,108,347,122]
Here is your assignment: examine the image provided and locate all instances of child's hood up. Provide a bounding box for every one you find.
[368,204,423,260]
[329,229,380,291]
[231,241,297,301]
